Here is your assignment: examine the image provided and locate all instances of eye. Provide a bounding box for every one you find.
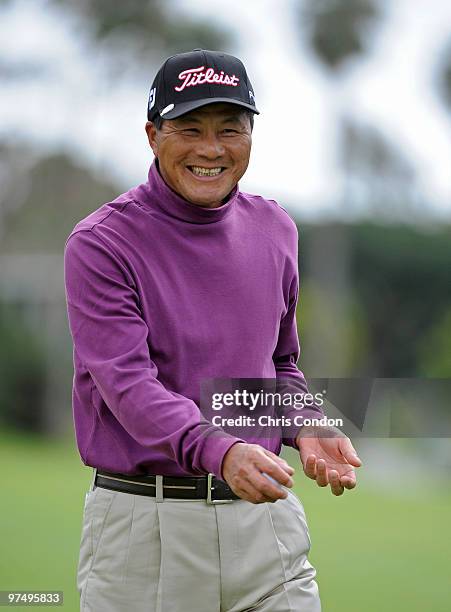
[182,128,200,135]
[222,128,239,135]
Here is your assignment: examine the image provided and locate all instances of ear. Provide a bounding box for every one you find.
[145,121,159,157]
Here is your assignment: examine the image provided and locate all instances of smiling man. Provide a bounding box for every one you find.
[64,49,361,612]
[147,103,252,208]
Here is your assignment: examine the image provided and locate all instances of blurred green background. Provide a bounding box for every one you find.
[2,431,450,611]
[1,1,450,611]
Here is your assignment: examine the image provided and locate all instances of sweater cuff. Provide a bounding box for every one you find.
[281,406,326,450]
[201,432,246,481]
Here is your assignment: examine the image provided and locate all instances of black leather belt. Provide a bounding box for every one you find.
[94,470,240,504]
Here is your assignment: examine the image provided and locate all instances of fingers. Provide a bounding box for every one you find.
[255,470,289,500]
[263,449,295,476]
[303,454,357,496]
[233,467,290,504]
[329,470,344,496]
[258,456,294,490]
[316,459,328,487]
[222,443,295,504]
[340,475,357,490]
[235,475,278,504]
[304,454,317,480]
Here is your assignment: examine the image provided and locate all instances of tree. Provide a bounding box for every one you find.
[297,0,426,376]
[339,117,419,220]
[293,0,386,378]
[437,38,451,112]
[298,0,381,72]
[1,0,230,79]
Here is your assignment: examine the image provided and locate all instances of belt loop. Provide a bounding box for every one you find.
[89,468,97,492]
[155,475,164,503]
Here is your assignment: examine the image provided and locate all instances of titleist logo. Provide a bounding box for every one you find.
[175,66,240,92]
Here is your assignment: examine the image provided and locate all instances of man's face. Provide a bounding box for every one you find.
[146,103,252,208]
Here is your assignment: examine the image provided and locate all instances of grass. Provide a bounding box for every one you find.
[284,446,451,612]
[0,430,449,611]
[0,430,89,611]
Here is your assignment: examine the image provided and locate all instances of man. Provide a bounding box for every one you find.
[64,49,361,612]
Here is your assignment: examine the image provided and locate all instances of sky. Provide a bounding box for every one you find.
[1,0,451,221]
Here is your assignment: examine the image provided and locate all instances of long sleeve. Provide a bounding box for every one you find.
[64,229,244,479]
[272,248,324,449]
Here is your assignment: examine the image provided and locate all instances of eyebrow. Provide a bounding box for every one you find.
[174,114,245,125]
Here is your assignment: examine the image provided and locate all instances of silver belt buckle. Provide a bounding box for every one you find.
[206,473,235,504]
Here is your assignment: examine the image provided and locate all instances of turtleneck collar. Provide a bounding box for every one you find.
[141,159,239,224]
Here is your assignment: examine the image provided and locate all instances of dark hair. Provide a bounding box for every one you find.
[151,114,165,130]
[151,110,254,131]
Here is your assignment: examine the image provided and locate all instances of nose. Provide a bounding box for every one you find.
[195,132,225,160]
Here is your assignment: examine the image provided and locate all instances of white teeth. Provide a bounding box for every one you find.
[190,166,223,177]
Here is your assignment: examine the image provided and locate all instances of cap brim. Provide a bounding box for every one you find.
[159,97,260,120]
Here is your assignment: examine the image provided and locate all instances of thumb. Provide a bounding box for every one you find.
[346,453,362,467]
[339,439,362,466]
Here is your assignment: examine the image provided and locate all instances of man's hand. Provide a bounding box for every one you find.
[222,442,295,504]
[296,425,362,496]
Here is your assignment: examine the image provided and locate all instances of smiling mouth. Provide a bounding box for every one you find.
[187,166,226,177]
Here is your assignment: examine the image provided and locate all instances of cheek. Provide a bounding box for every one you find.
[163,151,186,177]
[231,145,251,174]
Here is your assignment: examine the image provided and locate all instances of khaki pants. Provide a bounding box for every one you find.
[77,473,321,611]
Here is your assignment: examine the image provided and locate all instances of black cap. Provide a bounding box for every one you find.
[147,49,259,122]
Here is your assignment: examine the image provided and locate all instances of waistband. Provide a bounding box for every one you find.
[94,469,240,504]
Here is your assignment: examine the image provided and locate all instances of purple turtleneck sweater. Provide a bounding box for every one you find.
[64,161,323,480]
